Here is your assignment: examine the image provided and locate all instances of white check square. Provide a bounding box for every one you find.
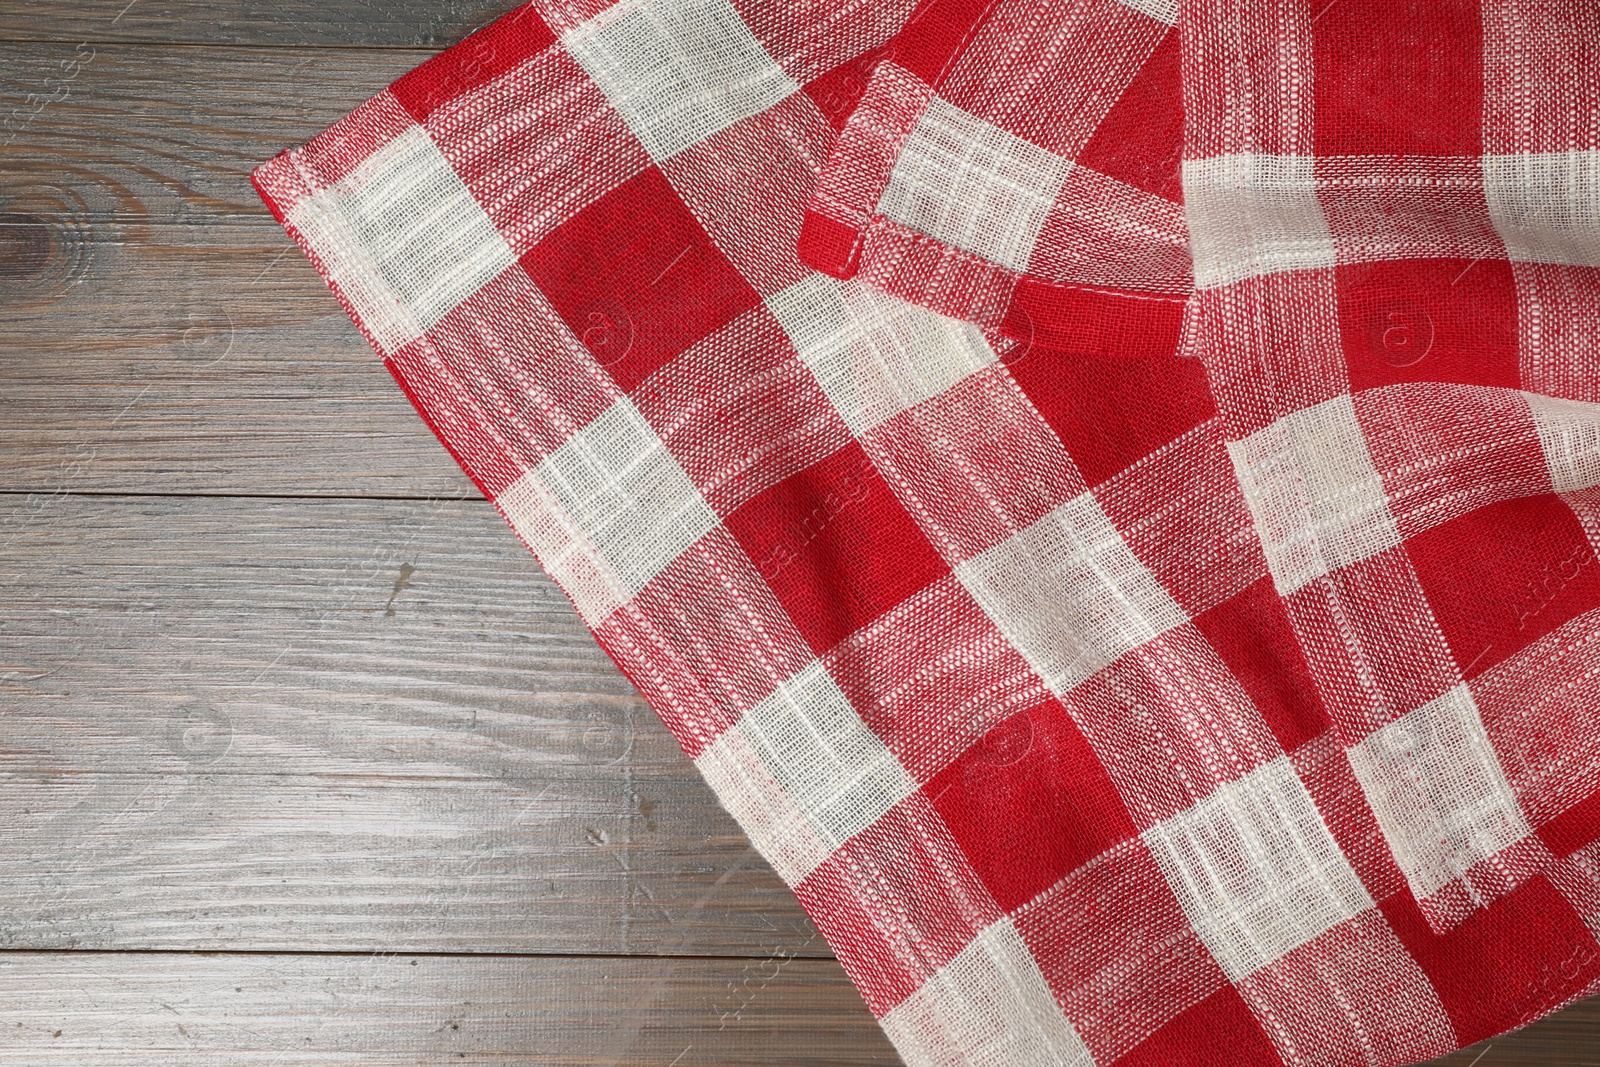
[733,661,916,858]
[1228,395,1403,596]
[768,275,998,437]
[956,490,1187,695]
[1527,391,1600,494]
[881,917,1094,1067]
[1184,153,1337,288]
[500,397,718,623]
[1347,684,1532,904]
[287,126,516,352]
[1117,0,1177,25]
[1486,149,1600,267]
[695,723,833,885]
[878,97,1072,273]
[564,0,799,162]
[1143,756,1373,982]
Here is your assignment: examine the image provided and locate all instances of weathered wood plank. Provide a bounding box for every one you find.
[0,492,818,955]
[2,43,420,221]
[0,37,473,495]
[0,771,818,957]
[0,951,894,1065]
[0,0,520,50]
[1,41,484,495]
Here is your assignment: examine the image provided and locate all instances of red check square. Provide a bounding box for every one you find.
[521,165,762,393]
[1313,0,1483,156]
[1381,875,1600,1045]
[1338,258,1519,395]
[1007,341,1215,489]
[1409,494,1600,678]
[725,440,949,656]
[928,697,1137,912]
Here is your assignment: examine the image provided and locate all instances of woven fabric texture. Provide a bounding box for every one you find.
[253,1,1600,1064]
[799,0,1190,358]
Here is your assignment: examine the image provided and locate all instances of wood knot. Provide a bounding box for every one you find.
[0,212,52,281]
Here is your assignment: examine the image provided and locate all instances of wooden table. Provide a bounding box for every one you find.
[0,3,1596,1063]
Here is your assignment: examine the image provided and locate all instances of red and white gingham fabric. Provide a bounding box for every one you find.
[799,0,1190,361]
[252,1,1600,1064]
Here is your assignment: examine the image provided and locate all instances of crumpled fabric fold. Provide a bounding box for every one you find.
[253,1,1600,1064]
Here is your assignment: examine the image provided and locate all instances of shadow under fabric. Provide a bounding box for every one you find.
[252,1,1600,1064]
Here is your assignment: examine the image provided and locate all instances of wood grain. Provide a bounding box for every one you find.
[0,951,894,1065]
[0,492,818,956]
[0,0,522,49]
[1,42,476,496]
[0,42,420,216]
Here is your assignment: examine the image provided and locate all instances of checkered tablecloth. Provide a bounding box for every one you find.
[254,2,1600,1064]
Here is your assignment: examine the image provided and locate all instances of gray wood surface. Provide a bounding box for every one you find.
[2,40,469,496]
[1,1,1597,1063]
[0,1,522,49]
[0,493,816,957]
[0,952,895,1065]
